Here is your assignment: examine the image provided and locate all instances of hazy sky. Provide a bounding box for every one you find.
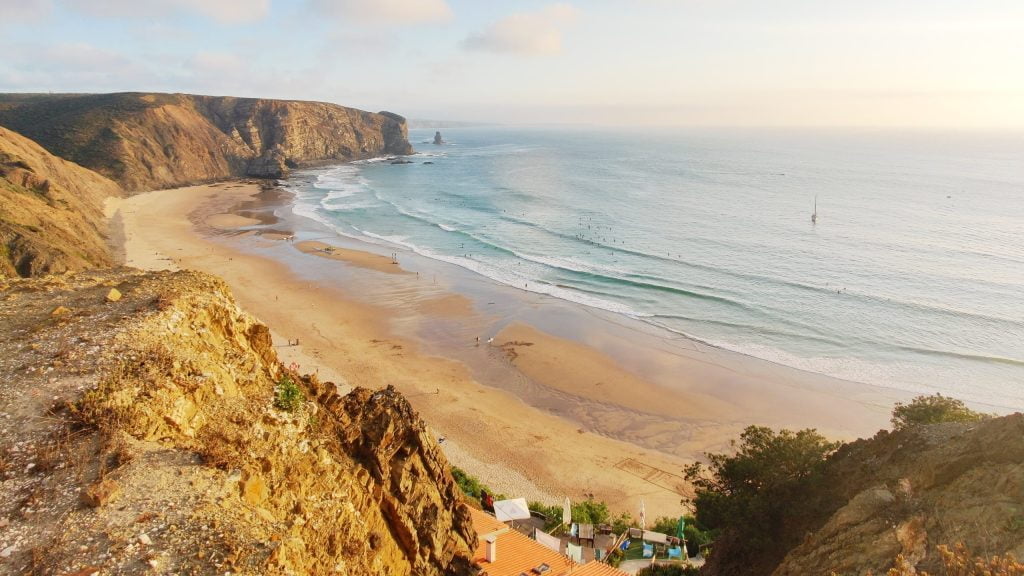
[2,0,1023,128]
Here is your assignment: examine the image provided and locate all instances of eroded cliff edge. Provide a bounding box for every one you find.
[0,92,413,191]
[0,126,122,277]
[701,415,1024,576]
[0,268,475,575]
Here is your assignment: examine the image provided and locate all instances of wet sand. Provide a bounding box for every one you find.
[296,241,409,275]
[105,180,908,517]
[205,213,260,229]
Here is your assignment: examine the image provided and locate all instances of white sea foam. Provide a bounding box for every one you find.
[351,156,393,165]
[644,321,1022,411]
[322,189,356,202]
[354,229,649,318]
[286,128,1024,410]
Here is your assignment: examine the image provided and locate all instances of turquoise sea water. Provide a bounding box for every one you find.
[288,127,1024,411]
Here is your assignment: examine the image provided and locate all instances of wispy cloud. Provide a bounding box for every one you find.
[0,0,52,23]
[308,0,452,25]
[462,4,578,56]
[0,42,157,90]
[63,0,270,24]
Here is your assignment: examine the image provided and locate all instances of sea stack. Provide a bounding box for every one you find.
[433,131,445,145]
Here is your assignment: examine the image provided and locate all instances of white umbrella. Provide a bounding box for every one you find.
[562,497,572,527]
[639,499,646,530]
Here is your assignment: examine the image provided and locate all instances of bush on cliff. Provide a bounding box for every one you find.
[684,426,841,553]
[650,515,712,557]
[452,466,487,499]
[274,374,304,412]
[890,394,988,430]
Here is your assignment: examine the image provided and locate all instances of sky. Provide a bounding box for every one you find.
[2,0,1023,129]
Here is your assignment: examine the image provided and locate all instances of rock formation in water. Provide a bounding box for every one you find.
[0,267,477,575]
[433,131,445,145]
[0,126,121,277]
[702,415,1024,576]
[0,93,414,191]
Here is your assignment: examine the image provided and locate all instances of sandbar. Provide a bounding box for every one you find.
[296,240,409,275]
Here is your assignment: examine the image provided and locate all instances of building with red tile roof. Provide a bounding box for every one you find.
[469,508,630,576]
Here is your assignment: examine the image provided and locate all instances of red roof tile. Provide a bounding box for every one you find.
[468,509,630,576]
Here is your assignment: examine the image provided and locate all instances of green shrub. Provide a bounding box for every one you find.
[648,515,711,557]
[606,548,625,568]
[527,501,563,531]
[572,497,611,525]
[638,565,700,576]
[683,520,712,556]
[651,516,679,536]
[452,466,486,499]
[890,394,988,430]
[450,465,628,534]
[274,375,304,412]
[684,425,840,552]
[610,511,634,535]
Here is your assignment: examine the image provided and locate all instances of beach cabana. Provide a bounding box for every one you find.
[493,497,531,523]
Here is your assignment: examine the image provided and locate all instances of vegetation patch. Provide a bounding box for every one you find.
[274,374,304,412]
[638,564,701,576]
[684,425,841,553]
[890,394,989,430]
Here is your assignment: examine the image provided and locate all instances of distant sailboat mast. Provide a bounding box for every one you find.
[811,195,818,224]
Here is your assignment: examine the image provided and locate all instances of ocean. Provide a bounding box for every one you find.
[287,126,1024,412]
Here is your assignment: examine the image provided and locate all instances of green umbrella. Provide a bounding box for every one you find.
[676,517,688,559]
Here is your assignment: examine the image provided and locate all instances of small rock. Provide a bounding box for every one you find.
[81,479,121,508]
[241,474,268,506]
[51,306,72,317]
[0,518,8,528]
[138,533,152,546]
[105,288,122,302]
[0,545,15,558]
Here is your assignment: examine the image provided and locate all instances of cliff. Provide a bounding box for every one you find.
[702,416,1024,576]
[0,92,413,191]
[0,125,121,277]
[0,267,475,575]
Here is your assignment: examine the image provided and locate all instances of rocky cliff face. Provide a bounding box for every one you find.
[0,93,413,191]
[0,267,475,575]
[703,416,1024,576]
[0,126,121,277]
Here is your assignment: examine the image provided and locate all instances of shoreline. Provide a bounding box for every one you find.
[105,179,911,516]
[106,181,696,514]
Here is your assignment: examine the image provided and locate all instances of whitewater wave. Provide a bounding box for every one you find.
[352,229,649,318]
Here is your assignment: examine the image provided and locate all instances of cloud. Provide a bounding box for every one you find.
[0,41,158,91]
[0,0,52,22]
[308,0,452,25]
[62,0,270,24]
[462,4,578,56]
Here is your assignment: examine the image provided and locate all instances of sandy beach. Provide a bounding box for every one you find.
[105,180,908,517]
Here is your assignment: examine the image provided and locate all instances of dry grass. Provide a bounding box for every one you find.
[74,342,178,433]
[885,544,1024,576]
